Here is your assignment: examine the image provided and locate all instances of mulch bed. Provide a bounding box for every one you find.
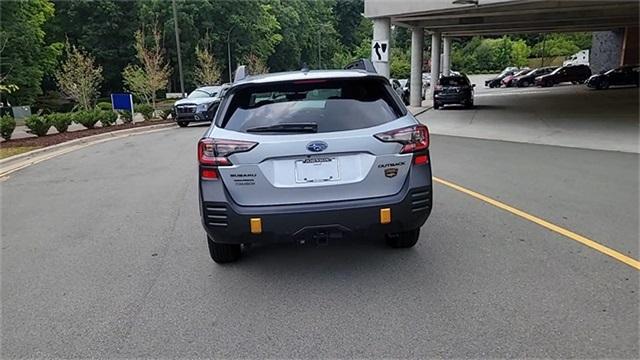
[0,120,172,149]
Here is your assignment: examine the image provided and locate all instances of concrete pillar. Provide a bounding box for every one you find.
[430,31,442,101]
[442,36,452,76]
[372,17,391,78]
[410,27,424,107]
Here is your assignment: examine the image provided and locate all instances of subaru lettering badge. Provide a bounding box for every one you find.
[306,141,328,152]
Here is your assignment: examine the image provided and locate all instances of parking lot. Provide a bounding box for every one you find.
[1,82,639,358]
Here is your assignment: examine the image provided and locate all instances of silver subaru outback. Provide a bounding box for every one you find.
[199,61,432,263]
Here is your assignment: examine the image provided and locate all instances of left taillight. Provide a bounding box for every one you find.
[198,138,258,180]
[374,124,429,154]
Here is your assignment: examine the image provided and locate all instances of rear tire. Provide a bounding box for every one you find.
[521,80,530,87]
[433,101,440,110]
[207,236,241,263]
[386,229,420,248]
[177,121,189,127]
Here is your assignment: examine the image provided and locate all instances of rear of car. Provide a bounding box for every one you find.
[199,71,433,263]
[433,74,475,109]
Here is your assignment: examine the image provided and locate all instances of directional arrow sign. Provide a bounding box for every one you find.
[371,40,389,62]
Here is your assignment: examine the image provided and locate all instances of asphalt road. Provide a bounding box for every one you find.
[1,125,638,358]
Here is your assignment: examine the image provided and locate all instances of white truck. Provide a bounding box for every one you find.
[563,50,590,66]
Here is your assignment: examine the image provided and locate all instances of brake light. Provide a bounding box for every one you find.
[374,124,429,153]
[198,138,258,165]
[201,168,219,180]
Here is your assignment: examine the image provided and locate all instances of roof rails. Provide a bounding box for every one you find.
[344,59,377,73]
[233,65,247,84]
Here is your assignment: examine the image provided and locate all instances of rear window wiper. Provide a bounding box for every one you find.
[246,123,318,133]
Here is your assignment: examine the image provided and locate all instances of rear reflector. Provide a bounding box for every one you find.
[250,218,262,234]
[201,169,218,180]
[380,208,391,224]
[414,154,429,165]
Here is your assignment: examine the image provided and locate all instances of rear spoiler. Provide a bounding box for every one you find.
[344,59,377,74]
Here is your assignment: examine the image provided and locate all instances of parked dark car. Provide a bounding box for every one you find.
[173,84,230,127]
[535,64,592,87]
[502,69,530,87]
[391,78,409,104]
[513,67,557,87]
[485,67,518,88]
[586,65,640,89]
[433,74,475,109]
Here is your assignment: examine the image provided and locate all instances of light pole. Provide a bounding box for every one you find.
[171,0,185,97]
[227,24,237,82]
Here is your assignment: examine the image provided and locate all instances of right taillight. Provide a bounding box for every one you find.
[198,138,258,180]
[374,124,429,154]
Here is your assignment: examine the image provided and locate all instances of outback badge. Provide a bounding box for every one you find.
[384,168,398,178]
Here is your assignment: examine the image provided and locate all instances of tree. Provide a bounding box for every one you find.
[45,0,138,94]
[510,39,531,67]
[0,0,62,104]
[194,45,222,86]
[55,41,103,110]
[130,25,170,108]
[243,53,269,75]
[122,64,151,104]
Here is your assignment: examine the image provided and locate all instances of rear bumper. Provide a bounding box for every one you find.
[201,186,431,244]
[434,92,472,104]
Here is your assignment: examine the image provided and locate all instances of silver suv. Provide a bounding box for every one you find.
[199,63,433,263]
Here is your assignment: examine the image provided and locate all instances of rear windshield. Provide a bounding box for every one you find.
[439,76,469,87]
[219,78,404,134]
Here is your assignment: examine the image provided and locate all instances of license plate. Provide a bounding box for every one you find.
[295,157,339,183]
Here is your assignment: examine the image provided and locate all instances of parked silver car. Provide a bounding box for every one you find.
[198,64,433,263]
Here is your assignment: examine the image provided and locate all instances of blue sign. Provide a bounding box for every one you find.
[110,93,134,112]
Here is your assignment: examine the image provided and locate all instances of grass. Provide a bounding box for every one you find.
[0,146,40,159]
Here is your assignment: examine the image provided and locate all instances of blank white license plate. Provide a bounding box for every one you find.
[295,157,339,183]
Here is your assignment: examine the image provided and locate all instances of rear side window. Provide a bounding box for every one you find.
[219,78,404,134]
[439,76,469,86]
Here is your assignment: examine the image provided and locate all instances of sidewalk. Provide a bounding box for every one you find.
[407,98,433,117]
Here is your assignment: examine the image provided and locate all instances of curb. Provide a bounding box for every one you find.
[0,123,176,178]
[412,106,433,117]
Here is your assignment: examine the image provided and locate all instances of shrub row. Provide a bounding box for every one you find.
[14,110,120,138]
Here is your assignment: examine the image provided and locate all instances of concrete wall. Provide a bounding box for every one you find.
[591,30,624,73]
[622,27,639,65]
[364,0,512,18]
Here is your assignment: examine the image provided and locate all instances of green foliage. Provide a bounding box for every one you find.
[136,103,154,121]
[73,109,101,129]
[96,102,112,111]
[117,110,133,124]
[25,115,51,137]
[1,0,63,104]
[99,110,117,126]
[531,34,581,58]
[390,49,411,79]
[46,112,73,133]
[0,115,17,140]
[510,40,531,67]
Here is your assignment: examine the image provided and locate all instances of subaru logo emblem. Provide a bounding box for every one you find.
[306,141,328,152]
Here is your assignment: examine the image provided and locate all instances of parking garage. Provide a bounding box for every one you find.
[364,0,639,153]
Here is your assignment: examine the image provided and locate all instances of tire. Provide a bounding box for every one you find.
[177,121,189,128]
[599,80,610,90]
[207,236,241,263]
[433,101,440,110]
[386,229,420,248]
[464,100,474,109]
[521,80,530,87]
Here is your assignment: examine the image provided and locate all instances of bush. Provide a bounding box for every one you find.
[73,110,101,129]
[117,110,133,124]
[159,109,172,121]
[0,115,16,140]
[46,113,73,133]
[136,103,154,121]
[99,110,118,127]
[25,115,51,137]
[96,102,112,111]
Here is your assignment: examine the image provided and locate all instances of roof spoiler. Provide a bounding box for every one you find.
[344,59,377,73]
[233,65,247,83]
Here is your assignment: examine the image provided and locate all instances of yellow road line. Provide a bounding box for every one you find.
[433,176,640,271]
